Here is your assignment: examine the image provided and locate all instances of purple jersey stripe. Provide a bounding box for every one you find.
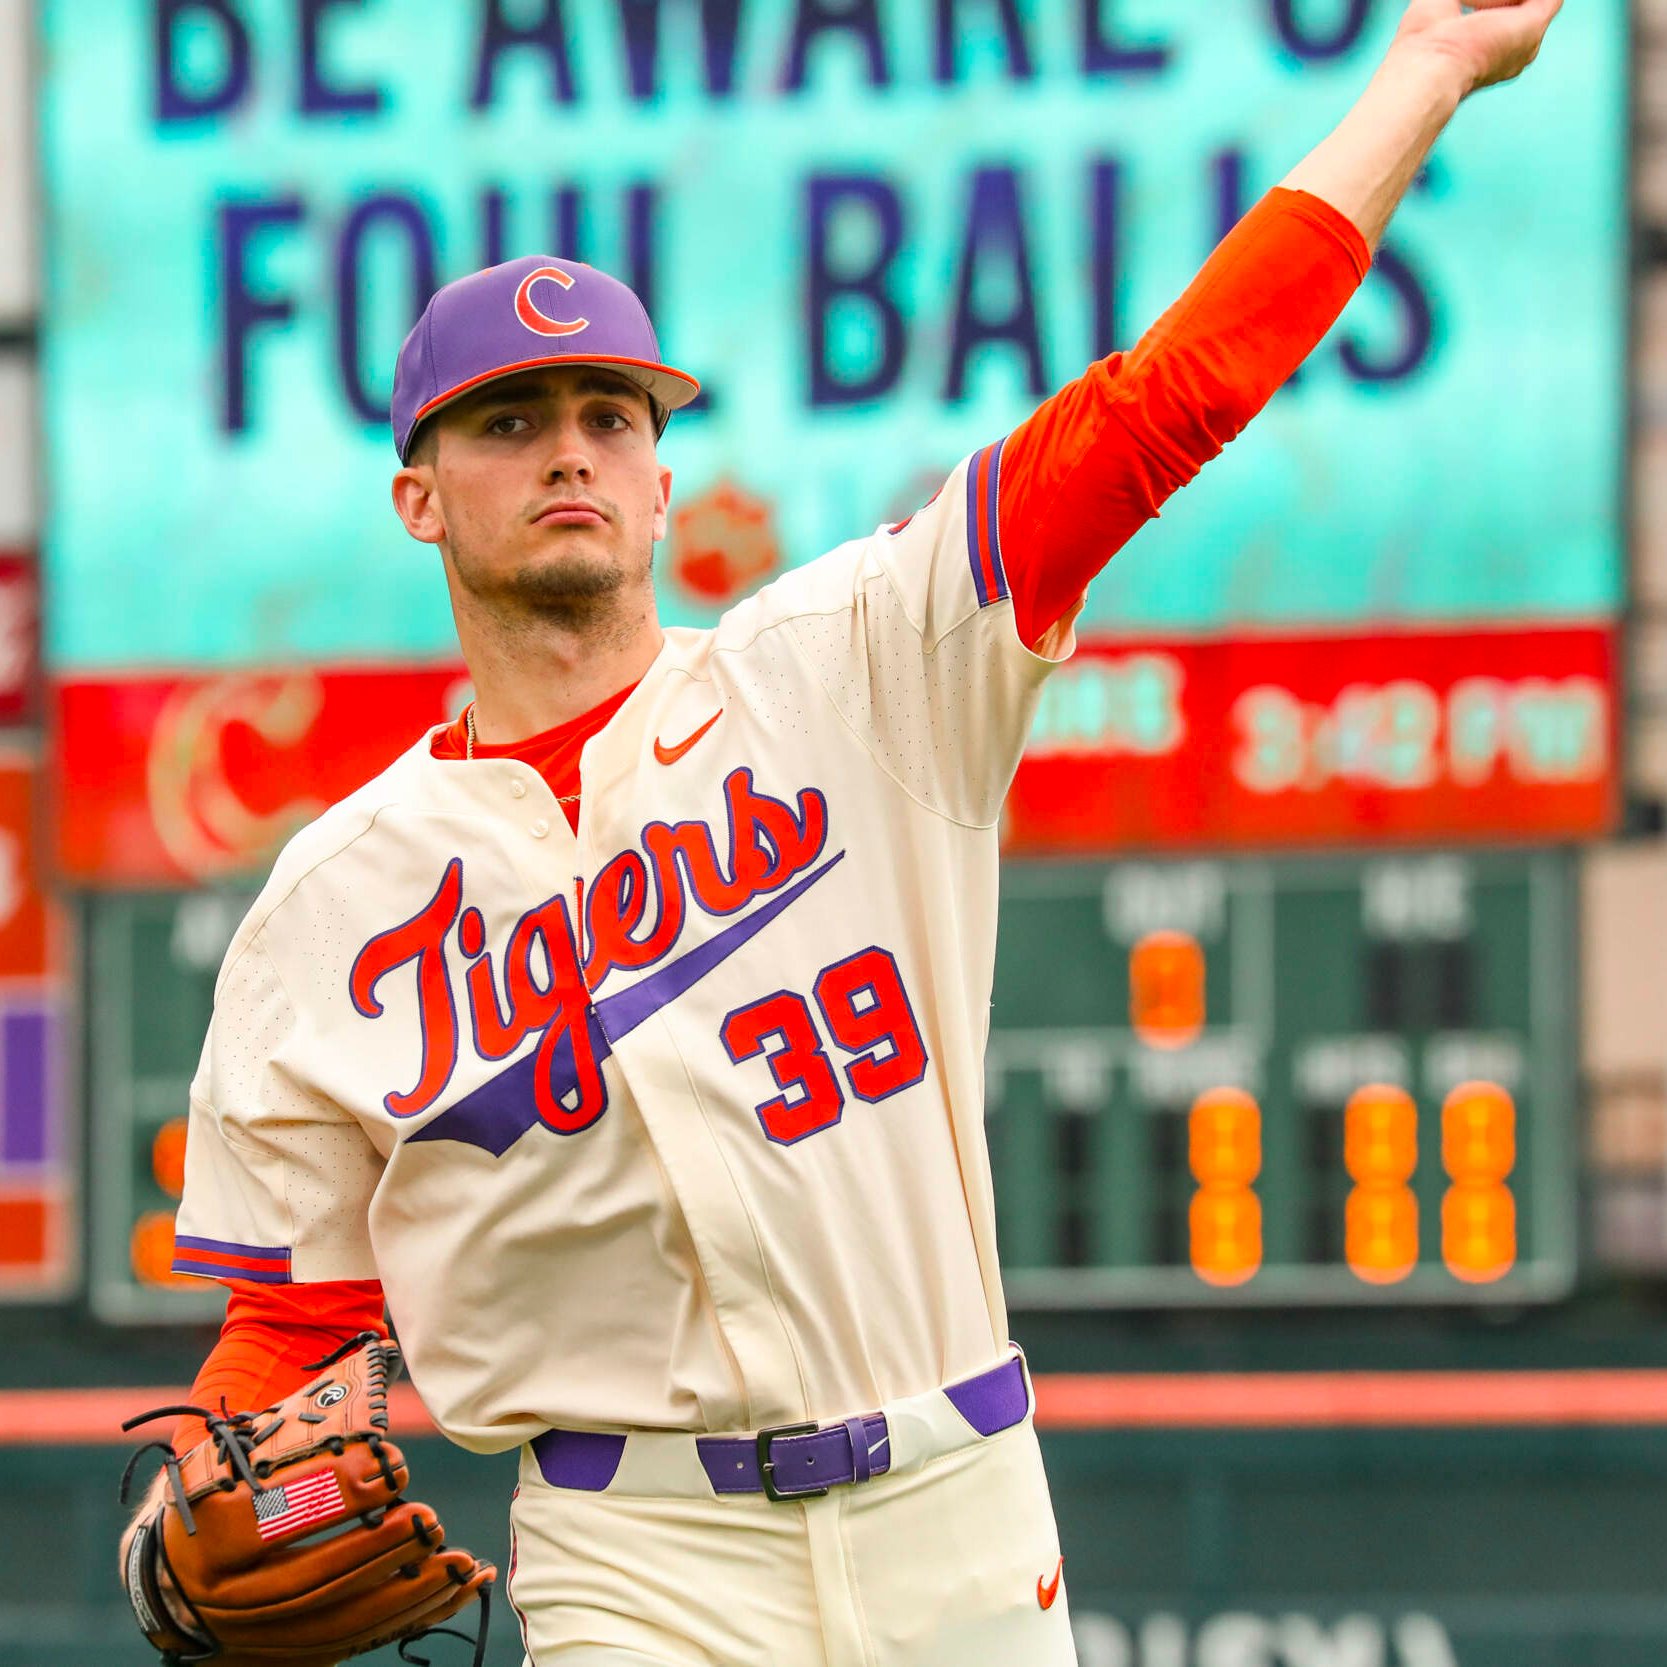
[963,440,1009,608]
[171,1258,294,1285]
[983,435,1008,602]
[964,446,991,607]
[173,1234,292,1261]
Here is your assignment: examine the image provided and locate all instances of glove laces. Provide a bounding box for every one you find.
[397,1582,492,1667]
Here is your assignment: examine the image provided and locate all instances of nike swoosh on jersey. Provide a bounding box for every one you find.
[410,849,846,1156]
[1037,1555,1064,1611]
[653,710,722,765]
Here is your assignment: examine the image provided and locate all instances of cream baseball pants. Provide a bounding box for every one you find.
[506,1365,1076,1665]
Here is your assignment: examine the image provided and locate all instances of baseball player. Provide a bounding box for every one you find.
[124,6,1560,1662]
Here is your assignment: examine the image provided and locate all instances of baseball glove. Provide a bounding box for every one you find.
[119,1333,495,1667]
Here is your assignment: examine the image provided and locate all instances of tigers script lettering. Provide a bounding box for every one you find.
[349,768,830,1129]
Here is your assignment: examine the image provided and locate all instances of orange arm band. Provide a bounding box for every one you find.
[1000,188,1371,649]
[173,1278,388,1451]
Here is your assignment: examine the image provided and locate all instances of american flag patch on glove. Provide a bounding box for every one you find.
[251,1471,344,1540]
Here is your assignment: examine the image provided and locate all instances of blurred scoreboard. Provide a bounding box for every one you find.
[989,849,1576,1306]
[86,889,254,1323]
[88,849,1573,1321]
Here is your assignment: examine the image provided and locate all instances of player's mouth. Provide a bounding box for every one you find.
[531,499,608,527]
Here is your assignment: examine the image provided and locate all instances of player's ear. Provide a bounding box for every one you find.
[652,466,672,544]
[392,466,446,546]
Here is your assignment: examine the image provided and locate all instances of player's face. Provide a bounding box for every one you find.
[391,366,673,627]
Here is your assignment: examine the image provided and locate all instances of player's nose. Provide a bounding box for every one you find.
[539,418,595,482]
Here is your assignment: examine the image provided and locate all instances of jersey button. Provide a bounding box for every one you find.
[530,818,550,838]
[509,779,527,799]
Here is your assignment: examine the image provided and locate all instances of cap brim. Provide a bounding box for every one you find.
[403,354,700,459]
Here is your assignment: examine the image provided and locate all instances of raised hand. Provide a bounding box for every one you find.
[1391,0,1563,97]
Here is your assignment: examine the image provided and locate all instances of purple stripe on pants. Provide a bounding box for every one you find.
[944,1354,1028,1435]
[530,1428,628,1492]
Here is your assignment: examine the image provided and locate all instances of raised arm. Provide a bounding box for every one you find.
[1283,0,1562,248]
[998,0,1563,652]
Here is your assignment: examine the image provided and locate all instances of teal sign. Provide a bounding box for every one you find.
[42,1,1627,671]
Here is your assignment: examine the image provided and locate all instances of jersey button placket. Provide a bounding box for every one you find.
[530,818,550,839]
[509,778,528,799]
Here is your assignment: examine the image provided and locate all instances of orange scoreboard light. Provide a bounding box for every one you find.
[1442,1080,1518,1283]
[1188,1088,1262,1286]
[129,1117,196,1291]
[1129,931,1205,1050]
[1344,1085,1419,1285]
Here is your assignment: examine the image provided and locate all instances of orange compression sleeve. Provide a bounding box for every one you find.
[172,1277,388,1451]
[999,187,1371,649]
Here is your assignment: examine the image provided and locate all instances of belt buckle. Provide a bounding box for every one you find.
[755,1421,827,1502]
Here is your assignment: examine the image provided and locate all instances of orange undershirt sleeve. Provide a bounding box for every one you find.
[173,1277,389,1451]
[1000,187,1372,649]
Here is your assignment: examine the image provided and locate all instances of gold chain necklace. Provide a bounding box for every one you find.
[464,704,583,803]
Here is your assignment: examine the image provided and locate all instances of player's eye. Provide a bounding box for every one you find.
[591,409,630,430]
[484,412,529,436]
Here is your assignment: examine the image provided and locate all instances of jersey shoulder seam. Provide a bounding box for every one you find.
[214,799,394,995]
[208,926,364,1141]
[219,734,482,973]
[759,587,1007,833]
[711,556,881,648]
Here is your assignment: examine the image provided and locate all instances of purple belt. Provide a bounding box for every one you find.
[530,1354,1028,1502]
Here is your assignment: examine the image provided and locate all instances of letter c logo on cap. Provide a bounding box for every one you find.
[515,265,589,338]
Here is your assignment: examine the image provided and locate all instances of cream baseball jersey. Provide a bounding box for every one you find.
[174,439,1073,1450]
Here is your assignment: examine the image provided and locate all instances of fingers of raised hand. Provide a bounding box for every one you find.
[1398,0,1562,95]
[1468,0,1563,90]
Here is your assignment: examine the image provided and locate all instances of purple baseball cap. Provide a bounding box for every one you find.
[391,255,700,462]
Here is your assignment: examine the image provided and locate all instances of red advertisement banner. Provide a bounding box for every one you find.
[54,665,470,886]
[0,757,55,978]
[51,624,1616,886]
[1006,623,1617,853]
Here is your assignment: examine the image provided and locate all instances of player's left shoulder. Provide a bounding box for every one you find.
[216,734,438,976]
